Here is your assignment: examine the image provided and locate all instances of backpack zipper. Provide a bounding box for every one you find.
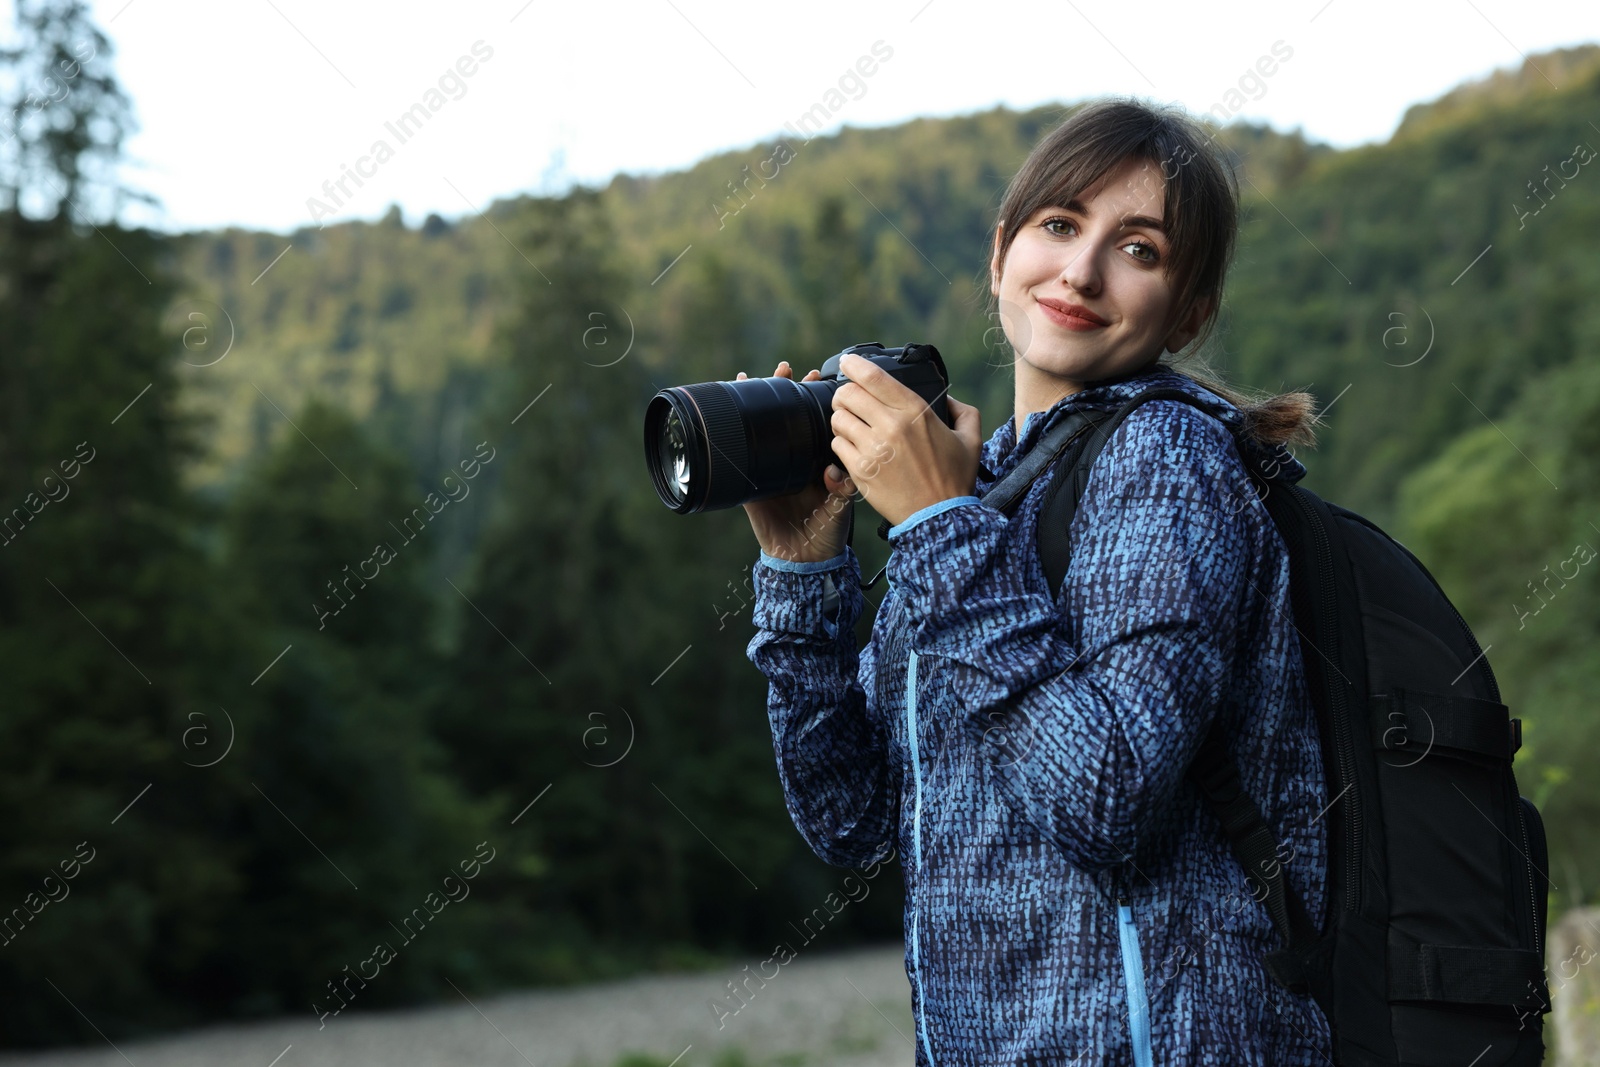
[1513,790,1541,957]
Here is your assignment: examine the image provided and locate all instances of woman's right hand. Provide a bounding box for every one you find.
[737,361,857,565]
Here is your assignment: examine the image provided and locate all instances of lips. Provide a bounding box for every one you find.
[1036,297,1109,326]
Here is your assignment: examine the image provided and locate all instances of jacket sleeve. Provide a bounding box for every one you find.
[745,543,899,869]
[883,401,1252,872]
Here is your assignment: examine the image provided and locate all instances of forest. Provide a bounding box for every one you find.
[1,0,1598,1047]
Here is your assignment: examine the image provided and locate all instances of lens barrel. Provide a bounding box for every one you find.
[645,375,836,513]
[643,341,951,514]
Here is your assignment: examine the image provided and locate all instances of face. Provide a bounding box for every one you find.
[990,155,1211,406]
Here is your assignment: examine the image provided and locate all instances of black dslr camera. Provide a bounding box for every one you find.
[643,341,953,513]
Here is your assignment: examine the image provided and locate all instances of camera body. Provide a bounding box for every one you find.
[644,340,954,513]
[816,341,953,418]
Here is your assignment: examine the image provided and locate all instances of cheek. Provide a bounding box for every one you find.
[1000,235,1054,287]
[1119,277,1173,332]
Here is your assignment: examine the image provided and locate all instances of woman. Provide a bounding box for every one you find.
[738,98,1332,1065]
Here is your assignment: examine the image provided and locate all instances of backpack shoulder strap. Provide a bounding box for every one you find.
[1037,386,1239,597]
[865,398,1140,590]
[976,406,1106,517]
[1191,722,1322,989]
[1030,385,1322,984]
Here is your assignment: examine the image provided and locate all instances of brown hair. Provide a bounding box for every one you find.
[984,97,1319,451]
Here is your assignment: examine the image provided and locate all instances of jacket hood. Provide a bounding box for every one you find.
[978,365,1308,493]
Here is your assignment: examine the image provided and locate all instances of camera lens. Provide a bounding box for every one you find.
[643,375,835,513]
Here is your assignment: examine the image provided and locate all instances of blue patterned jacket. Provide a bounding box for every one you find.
[746,368,1333,1065]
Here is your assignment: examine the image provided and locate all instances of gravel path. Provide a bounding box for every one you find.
[0,945,915,1067]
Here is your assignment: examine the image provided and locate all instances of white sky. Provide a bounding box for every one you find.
[14,0,1598,234]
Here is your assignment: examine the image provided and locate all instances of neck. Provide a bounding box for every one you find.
[1012,360,1081,437]
[1012,356,1166,435]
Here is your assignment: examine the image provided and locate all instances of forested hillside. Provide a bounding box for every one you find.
[166,44,1600,914]
[3,4,1598,1044]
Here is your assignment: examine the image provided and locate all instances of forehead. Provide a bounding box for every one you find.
[1104,157,1168,208]
[1037,156,1167,222]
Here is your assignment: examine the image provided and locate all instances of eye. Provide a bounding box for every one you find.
[1041,216,1162,264]
[1125,240,1160,263]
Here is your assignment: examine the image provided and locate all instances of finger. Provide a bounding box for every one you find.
[829,404,873,448]
[736,372,747,380]
[832,379,892,430]
[825,463,855,497]
[840,352,916,410]
[804,370,821,381]
[831,436,866,491]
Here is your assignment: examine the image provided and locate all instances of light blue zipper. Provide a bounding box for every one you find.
[1118,899,1153,1067]
[905,648,936,1065]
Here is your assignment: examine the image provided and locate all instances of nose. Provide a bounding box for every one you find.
[1058,240,1103,296]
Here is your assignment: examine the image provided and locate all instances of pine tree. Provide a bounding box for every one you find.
[0,0,237,1042]
[214,398,513,1015]
[0,0,141,221]
[438,189,804,969]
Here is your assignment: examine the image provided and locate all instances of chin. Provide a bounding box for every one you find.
[1024,349,1106,383]
[1038,343,1164,381]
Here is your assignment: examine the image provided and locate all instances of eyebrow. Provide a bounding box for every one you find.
[1061,198,1167,235]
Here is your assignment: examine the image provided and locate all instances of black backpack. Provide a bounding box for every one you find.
[972,384,1552,1066]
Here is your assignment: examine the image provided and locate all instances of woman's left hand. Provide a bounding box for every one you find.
[829,351,984,529]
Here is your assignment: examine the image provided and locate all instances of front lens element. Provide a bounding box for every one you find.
[657,407,689,505]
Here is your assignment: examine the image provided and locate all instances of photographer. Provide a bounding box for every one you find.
[741,98,1331,1065]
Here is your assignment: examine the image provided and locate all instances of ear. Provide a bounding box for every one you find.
[989,223,1004,298]
[1165,294,1215,353]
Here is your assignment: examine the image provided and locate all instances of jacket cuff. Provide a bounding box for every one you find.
[758,549,851,574]
[887,495,981,538]
[753,544,864,642]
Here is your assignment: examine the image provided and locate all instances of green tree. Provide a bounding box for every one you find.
[212,398,515,1015]
[438,189,830,977]
[0,0,141,220]
[0,0,238,1043]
